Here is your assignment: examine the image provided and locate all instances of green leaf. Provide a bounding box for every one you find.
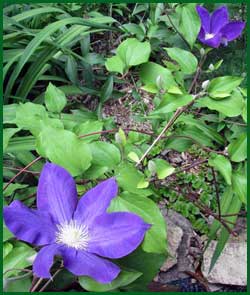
[109,192,167,254]
[3,225,13,242]
[89,141,121,168]
[119,247,166,291]
[73,120,103,142]
[105,38,151,74]
[45,83,67,113]
[3,128,20,153]
[208,154,232,185]
[197,90,244,117]
[208,76,243,99]
[232,168,246,204]
[100,75,114,103]
[152,159,175,179]
[178,4,200,48]
[79,269,142,292]
[65,55,78,84]
[228,133,247,162]
[152,93,193,115]
[116,164,152,197]
[36,124,92,176]
[128,151,140,163]
[164,47,198,74]
[209,193,242,272]
[15,102,48,135]
[140,62,176,93]
[105,56,125,75]
[3,241,36,278]
[6,136,36,153]
[3,183,29,197]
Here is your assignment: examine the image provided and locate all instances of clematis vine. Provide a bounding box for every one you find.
[3,163,150,283]
[196,5,245,48]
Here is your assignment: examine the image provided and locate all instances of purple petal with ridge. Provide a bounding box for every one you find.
[220,21,245,41]
[196,5,210,32]
[88,212,150,259]
[37,163,78,224]
[74,178,118,226]
[61,247,120,283]
[199,33,221,48]
[210,6,229,34]
[3,200,56,246]
[33,244,61,278]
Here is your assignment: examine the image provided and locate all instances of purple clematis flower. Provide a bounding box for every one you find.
[196,5,245,48]
[3,163,150,283]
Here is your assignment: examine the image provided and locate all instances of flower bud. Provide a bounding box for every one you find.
[115,133,122,145]
[208,63,214,71]
[200,47,205,56]
[202,80,210,90]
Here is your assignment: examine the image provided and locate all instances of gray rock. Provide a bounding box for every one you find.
[202,234,247,286]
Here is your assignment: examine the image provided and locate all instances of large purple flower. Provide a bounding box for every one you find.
[196,5,245,48]
[3,163,150,283]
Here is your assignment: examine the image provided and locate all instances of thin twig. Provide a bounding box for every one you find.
[38,268,62,292]
[3,156,42,191]
[30,277,43,292]
[3,166,40,175]
[170,159,208,176]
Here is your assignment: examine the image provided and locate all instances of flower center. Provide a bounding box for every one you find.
[205,33,215,40]
[55,220,89,250]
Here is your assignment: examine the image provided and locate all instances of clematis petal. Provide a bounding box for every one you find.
[33,244,61,278]
[196,5,210,32]
[201,33,221,48]
[37,163,78,224]
[88,212,151,259]
[74,178,118,226]
[220,21,245,41]
[3,200,56,246]
[61,247,120,283]
[210,6,229,34]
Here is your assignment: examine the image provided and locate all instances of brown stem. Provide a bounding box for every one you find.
[3,156,42,191]
[3,166,40,175]
[30,277,43,292]
[38,268,62,292]
[170,158,208,176]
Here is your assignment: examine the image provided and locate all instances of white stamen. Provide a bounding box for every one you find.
[56,220,89,250]
[205,33,215,40]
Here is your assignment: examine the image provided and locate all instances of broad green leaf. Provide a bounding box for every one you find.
[152,93,193,115]
[79,269,142,292]
[3,104,18,123]
[45,83,67,113]
[117,38,151,66]
[164,47,198,74]
[3,128,20,153]
[3,225,13,242]
[15,102,48,135]
[74,120,103,142]
[105,56,125,75]
[140,62,176,93]
[242,100,247,123]
[178,4,200,48]
[109,192,167,254]
[165,136,193,152]
[152,159,175,179]
[105,38,151,74]
[89,141,121,168]
[128,151,140,163]
[208,154,232,185]
[4,275,31,292]
[228,133,247,162]
[36,125,92,176]
[3,241,36,278]
[208,76,243,99]
[3,183,29,197]
[116,164,152,197]
[3,243,13,259]
[119,247,166,291]
[232,168,246,204]
[197,90,244,117]
[121,23,145,40]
